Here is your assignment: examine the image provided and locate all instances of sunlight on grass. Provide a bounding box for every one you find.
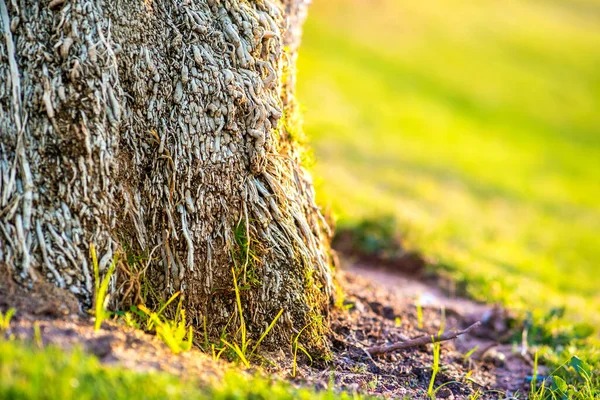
[298,0,600,326]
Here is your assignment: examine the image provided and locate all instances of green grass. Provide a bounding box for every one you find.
[138,294,193,355]
[0,340,362,400]
[0,308,15,332]
[91,244,118,332]
[218,268,284,367]
[297,0,600,393]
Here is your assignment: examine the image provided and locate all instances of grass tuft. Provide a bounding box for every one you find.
[91,244,118,332]
[291,319,317,377]
[213,269,284,367]
[529,353,597,399]
[0,308,15,332]
[138,293,193,355]
[427,339,442,398]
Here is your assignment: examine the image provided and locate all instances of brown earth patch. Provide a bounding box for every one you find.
[284,260,537,398]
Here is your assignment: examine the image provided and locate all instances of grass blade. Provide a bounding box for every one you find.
[250,308,284,357]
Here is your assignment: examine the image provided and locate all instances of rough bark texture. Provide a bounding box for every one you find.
[0,0,333,350]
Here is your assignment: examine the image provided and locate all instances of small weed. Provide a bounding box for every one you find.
[121,312,141,329]
[462,346,479,362]
[529,354,596,399]
[427,339,442,398]
[138,293,193,355]
[291,318,318,377]
[427,311,459,400]
[91,243,119,332]
[428,307,445,397]
[118,291,183,336]
[145,291,181,331]
[223,267,251,367]
[0,308,15,332]
[368,376,378,390]
[464,370,473,380]
[211,342,227,362]
[220,268,284,367]
[249,307,284,358]
[350,364,368,374]
[334,281,351,311]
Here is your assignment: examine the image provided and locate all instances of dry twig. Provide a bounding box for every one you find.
[367,321,482,356]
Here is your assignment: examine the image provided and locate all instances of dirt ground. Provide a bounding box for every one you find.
[0,256,538,399]
[288,259,537,399]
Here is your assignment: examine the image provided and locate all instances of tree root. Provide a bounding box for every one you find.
[367,321,482,356]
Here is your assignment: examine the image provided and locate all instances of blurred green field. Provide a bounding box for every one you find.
[297,0,600,326]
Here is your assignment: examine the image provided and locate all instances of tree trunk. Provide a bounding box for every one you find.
[0,0,333,351]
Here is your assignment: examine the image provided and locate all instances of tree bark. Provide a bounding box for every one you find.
[0,0,333,351]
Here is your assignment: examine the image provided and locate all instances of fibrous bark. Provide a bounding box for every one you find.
[0,0,333,350]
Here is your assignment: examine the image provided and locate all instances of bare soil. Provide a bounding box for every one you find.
[0,256,538,399]
[287,258,537,399]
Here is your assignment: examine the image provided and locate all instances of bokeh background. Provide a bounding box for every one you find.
[296,0,600,330]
